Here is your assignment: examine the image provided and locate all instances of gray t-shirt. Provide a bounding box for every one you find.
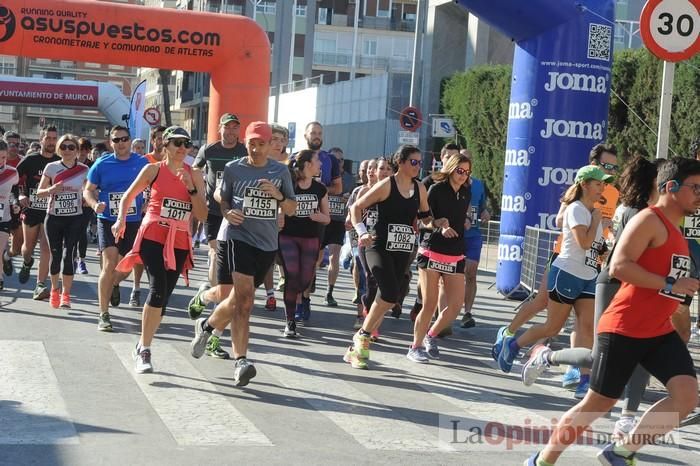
[220,157,295,252]
[194,141,247,216]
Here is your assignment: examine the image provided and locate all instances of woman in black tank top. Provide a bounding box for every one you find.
[344,145,430,369]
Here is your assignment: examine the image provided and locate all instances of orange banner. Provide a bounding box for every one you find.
[0,0,270,141]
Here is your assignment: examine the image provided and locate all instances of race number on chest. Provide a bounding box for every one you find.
[243,186,277,219]
[386,223,415,252]
[160,198,192,221]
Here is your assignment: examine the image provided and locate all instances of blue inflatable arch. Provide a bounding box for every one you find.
[455,0,615,295]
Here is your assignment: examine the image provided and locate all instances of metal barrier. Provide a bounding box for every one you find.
[519,225,561,298]
[477,220,500,273]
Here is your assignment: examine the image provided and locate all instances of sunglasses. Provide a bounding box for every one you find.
[454,167,471,176]
[600,162,618,171]
[111,136,130,143]
[59,144,77,151]
[170,139,193,148]
[7,142,18,148]
[408,159,422,167]
[681,183,700,196]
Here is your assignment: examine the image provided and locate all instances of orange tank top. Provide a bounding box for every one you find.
[597,206,690,338]
[142,163,193,250]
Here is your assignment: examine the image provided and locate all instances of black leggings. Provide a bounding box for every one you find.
[139,239,188,313]
[364,247,411,304]
[279,235,320,320]
[45,214,83,276]
[74,207,94,259]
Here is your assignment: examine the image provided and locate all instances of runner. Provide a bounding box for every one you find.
[112,126,207,373]
[16,126,60,299]
[408,153,471,363]
[131,138,146,156]
[498,165,612,400]
[192,113,246,292]
[279,150,329,334]
[84,125,149,331]
[348,158,370,308]
[73,137,94,275]
[0,140,19,291]
[325,147,354,307]
[36,134,89,309]
[2,131,22,276]
[344,145,430,369]
[145,126,166,164]
[189,121,296,387]
[262,123,291,311]
[460,149,490,329]
[525,157,700,466]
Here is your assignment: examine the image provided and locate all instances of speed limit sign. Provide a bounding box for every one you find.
[640,0,700,62]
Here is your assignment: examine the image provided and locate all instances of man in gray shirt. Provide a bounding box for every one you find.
[189,122,296,388]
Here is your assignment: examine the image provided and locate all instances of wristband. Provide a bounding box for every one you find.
[354,222,368,237]
[417,210,431,219]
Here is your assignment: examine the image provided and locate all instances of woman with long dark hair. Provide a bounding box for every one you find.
[345,145,430,369]
[278,149,330,335]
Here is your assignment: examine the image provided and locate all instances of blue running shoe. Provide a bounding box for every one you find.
[561,366,581,390]
[491,325,508,361]
[294,303,304,323]
[498,336,518,373]
[574,375,590,400]
[596,443,636,465]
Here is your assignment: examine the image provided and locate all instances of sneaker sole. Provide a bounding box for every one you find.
[135,365,154,374]
[234,365,257,387]
[407,354,429,364]
[206,351,230,360]
[98,325,113,332]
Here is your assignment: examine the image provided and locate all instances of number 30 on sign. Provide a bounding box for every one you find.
[640,0,700,62]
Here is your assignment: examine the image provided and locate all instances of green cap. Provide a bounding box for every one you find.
[575,165,614,184]
[162,126,190,141]
[219,113,240,125]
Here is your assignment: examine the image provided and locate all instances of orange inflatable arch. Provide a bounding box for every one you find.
[0,0,270,141]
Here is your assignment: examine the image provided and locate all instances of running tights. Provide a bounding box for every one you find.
[139,239,188,313]
[279,235,319,320]
[45,215,83,275]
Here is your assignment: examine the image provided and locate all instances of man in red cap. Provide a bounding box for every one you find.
[188,121,297,387]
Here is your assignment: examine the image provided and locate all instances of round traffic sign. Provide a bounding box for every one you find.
[143,106,161,126]
[640,0,700,62]
[399,106,422,132]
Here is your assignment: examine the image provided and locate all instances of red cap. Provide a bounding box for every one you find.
[245,121,272,143]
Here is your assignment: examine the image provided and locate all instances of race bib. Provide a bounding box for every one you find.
[349,229,358,248]
[243,186,277,219]
[469,206,479,227]
[365,209,378,231]
[386,223,415,252]
[683,208,700,239]
[659,254,691,302]
[53,192,80,216]
[29,188,48,210]
[109,192,137,217]
[427,258,457,275]
[215,170,224,188]
[161,197,192,221]
[328,195,346,217]
[585,239,603,270]
[294,194,318,218]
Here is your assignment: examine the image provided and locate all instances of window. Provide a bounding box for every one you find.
[403,13,416,21]
[84,62,101,68]
[318,7,332,25]
[363,38,377,56]
[377,9,390,18]
[316,38,337,53]
[296,4,306,16]
[392,38,409,58]
[255,1,275,14]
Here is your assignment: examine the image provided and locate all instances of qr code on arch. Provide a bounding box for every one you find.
[587,23,612,61]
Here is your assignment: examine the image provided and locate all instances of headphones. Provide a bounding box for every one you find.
[660,179,680,193]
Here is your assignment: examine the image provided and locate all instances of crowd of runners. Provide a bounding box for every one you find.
[2,118,700,465]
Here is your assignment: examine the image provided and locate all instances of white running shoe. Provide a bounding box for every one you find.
[612,416,637,441]
[521,344,552,386]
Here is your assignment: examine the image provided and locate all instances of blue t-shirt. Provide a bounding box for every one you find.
[464,177,487,238]
[87,152,149,222]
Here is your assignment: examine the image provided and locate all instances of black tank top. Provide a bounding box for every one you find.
[371,175,419,254]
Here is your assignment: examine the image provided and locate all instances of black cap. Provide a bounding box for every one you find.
[162,126,191,141]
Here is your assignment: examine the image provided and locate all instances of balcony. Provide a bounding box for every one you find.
[313,52,412,73]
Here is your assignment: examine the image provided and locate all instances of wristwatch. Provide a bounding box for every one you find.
[188,187,198,195]
[663,276,676,293]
